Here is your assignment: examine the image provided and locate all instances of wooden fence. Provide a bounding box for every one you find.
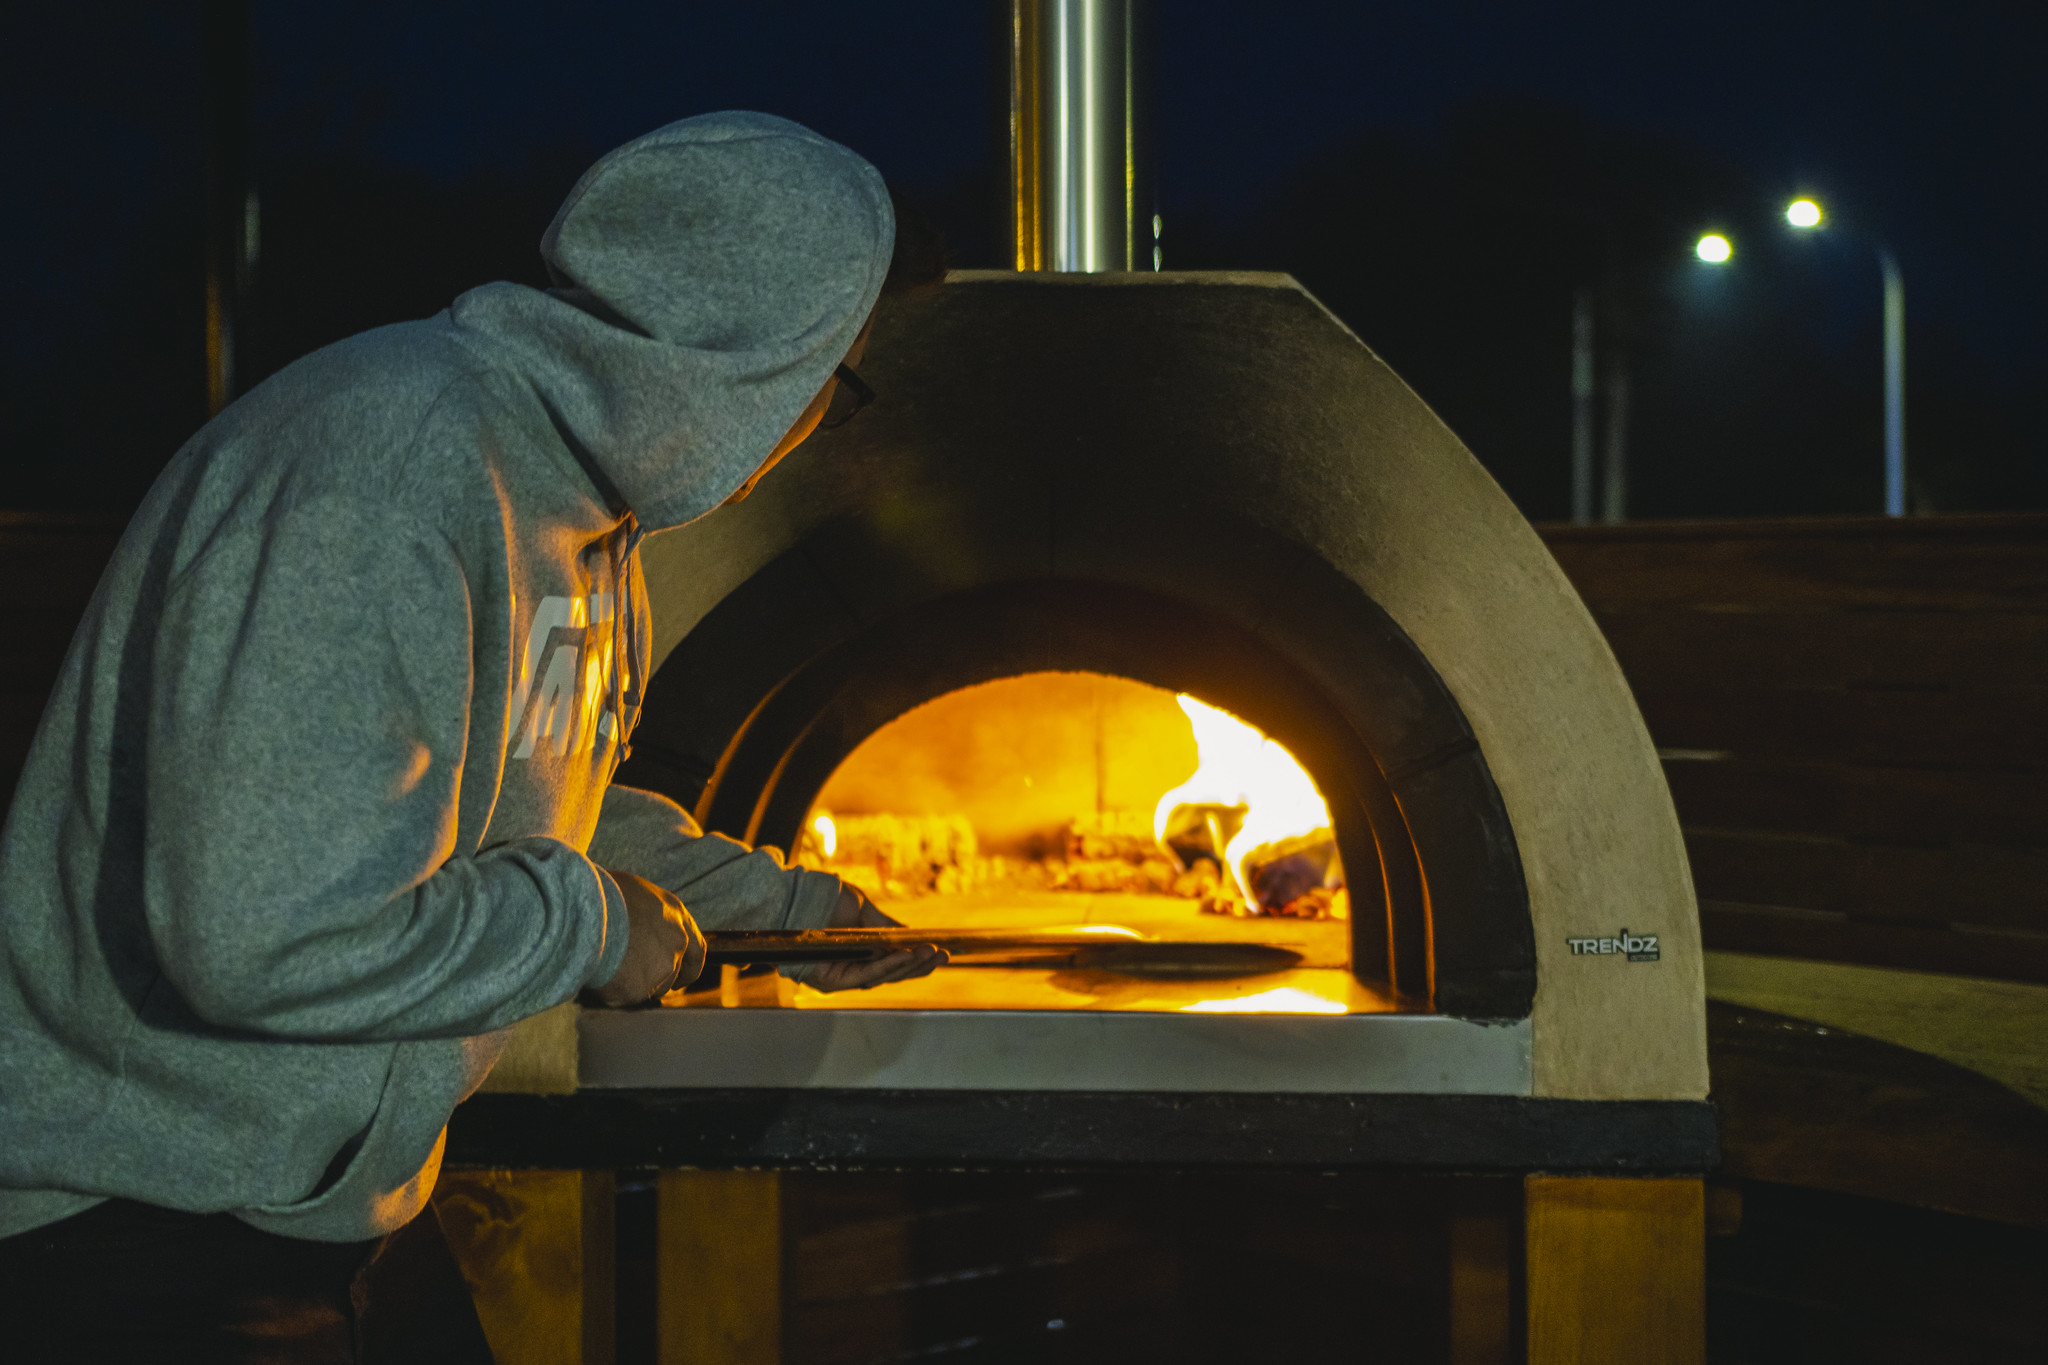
[1542,514,2048,985]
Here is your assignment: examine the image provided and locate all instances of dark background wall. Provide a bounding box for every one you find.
[5,1,2043,520]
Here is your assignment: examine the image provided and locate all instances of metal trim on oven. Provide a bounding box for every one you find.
[577,1008,1533,1095]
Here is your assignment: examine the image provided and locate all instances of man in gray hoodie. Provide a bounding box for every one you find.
[0,112,940,1358]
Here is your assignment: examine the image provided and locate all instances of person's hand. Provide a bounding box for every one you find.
[800,885,946,993]
[585,870,706,1007]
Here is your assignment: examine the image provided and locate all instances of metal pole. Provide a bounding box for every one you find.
[1570,290,1596,525]
[1879,247,1905,515]
[1600,355,1629,524]
[1009,0,1151,272]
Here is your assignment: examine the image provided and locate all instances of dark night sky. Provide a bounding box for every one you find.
[5,1,2043,517]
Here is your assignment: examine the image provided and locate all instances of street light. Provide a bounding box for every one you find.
[1695,233,1733,264]
[1785,196,1906,516]
[1785,198,1822,229]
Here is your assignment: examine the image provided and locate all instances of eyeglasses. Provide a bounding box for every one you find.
[819,363,876,430]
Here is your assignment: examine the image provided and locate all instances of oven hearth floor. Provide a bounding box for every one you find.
[786,965,1386,1014]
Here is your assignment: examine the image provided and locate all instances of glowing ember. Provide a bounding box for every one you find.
[1152,696,1333,904]
[810,812,838,859]
[1181,986,1348,1014]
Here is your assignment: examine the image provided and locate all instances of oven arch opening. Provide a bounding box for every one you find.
[799,671,1353,931]
[621,556,1535,1017]
[795,671,1367,994]
[721,586,1424,1003]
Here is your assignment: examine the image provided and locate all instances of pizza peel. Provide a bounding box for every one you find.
[700,927,1303,979]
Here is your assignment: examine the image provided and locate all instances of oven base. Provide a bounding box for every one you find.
[448,1089,1718,1173]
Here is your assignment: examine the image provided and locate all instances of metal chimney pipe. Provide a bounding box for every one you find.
[1008,0,1153,272]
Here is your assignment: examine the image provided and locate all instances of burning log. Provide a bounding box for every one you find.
[1157,800,1245,873]
[1244,831,1344,918]
[1150,696,1343,918]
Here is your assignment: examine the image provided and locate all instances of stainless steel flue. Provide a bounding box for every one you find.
[1009,0,1153,272]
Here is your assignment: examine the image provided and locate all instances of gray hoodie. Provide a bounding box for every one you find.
[0,112,890,1242]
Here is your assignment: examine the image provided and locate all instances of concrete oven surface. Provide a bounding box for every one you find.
[607,269,1707,1103]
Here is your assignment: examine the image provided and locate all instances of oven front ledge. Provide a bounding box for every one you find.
[574,1007,1534,1096]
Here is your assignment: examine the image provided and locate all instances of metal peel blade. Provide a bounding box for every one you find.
[701,928,1301,978]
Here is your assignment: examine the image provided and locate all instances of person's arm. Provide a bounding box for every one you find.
[581,868,705,1006]
[143,496,630,1040]
[586,786,840,932]
[589,785,941,990]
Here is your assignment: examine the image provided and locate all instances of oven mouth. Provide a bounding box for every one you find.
[781,669,1359,1010]
[719,580,1421,1011]
[623,544,1536,1018]
[799,671,1348,924]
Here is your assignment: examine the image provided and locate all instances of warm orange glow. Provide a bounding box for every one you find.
[1152,696,1334,904]
[799,672,1343,923]
[811,674,1196,856]
[1181,986,1349,1014]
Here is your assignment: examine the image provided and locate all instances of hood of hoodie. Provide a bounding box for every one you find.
[447,111,894,532]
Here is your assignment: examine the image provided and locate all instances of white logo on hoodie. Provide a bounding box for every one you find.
[511,593,616,760]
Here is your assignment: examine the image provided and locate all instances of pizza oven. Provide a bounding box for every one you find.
[446,20,1715,1361]
[543,246,1704,1116]
[483,0,1706,1138]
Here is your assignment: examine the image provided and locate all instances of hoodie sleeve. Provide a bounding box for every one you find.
[587,785,843,932]
[142,495,628,1041]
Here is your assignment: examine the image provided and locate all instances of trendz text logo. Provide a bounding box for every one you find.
[1565,929,1660,962]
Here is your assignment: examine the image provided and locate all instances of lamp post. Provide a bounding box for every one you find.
[1785,198,1906,516]
[1568,285,1635,526]
[1570,291,1596,525]
[1571,240,1729,527]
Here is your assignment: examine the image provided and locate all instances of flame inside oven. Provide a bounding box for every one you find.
[1152,695,1339,917]
[795,673,1346,926]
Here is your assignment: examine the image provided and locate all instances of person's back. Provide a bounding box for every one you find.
[0,306,639,1243]
[0,110,939,1361]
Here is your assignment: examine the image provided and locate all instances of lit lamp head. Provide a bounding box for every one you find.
[1785,197,1824,229]
[1695,232,1734,264]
